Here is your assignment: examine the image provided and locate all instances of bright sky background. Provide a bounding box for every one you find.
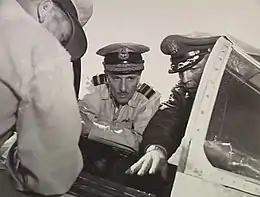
[80,0,260,101]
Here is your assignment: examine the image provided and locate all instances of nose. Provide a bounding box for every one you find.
[120,78,127,93]
[181,70,192,84]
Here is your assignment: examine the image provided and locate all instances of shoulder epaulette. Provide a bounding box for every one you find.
[137,83,156,99]
[92,74,107,86]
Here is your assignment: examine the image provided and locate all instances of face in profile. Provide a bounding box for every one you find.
[37,0,72,44]
[106,72,141,106]
[179,55,209,95]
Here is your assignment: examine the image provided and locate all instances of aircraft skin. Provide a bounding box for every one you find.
[170,36,260,197]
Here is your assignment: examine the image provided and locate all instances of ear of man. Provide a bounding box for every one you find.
[37,0,54,23]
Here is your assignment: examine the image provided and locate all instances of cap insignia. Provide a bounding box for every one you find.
[118,47,130,60]
[168,40,179,54]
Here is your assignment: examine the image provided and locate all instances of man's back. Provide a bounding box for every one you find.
[0,0,64,138]
[0,1,83,195]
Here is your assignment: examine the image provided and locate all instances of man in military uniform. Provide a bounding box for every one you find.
[78,43,166,194]
[0,0,92,196]
[127,33,220,196]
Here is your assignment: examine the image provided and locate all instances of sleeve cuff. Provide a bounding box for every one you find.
[145,144,167,157]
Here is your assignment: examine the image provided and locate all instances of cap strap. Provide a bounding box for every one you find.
[104,63,144,74]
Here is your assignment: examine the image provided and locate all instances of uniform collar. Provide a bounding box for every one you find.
[128,92,139,108]
[101,85,138,108]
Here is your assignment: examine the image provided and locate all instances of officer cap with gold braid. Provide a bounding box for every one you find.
[160,34,220,74]
[96,43,150,74]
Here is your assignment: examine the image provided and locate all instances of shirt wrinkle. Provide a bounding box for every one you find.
[81,80,161,151]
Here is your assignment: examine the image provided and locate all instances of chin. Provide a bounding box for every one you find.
[187,89,198,97]
[184,87,198,95]
[116,98,131,105]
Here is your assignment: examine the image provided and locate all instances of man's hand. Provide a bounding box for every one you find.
[78,104,93,135]
[126,148,167,176]
[80,112,93,136]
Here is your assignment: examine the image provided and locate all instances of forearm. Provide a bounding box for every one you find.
[88,122,141,152]
[140,102,186,159]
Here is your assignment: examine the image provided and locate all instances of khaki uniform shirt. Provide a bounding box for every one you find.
[0,0,82,195]
[79,79,161,152]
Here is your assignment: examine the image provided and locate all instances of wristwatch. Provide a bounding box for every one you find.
[145,145,167,157]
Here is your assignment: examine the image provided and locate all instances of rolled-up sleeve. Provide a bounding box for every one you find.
[15,40,83,195]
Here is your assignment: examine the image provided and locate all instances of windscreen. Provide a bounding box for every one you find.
[204,49,260,182]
